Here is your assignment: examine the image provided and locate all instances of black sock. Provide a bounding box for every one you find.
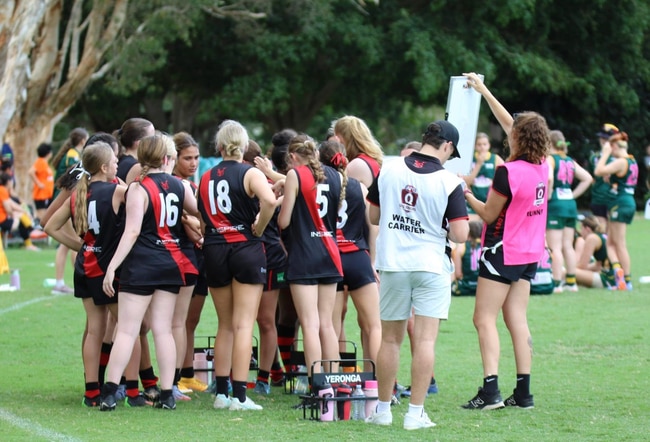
[126,379,139,398]
[271,359,282,371]
[257,370,270,383]
[160,389,173,401]
[516,374,530,397]
[216,376,229,396]
[483,375,499,394]
[430,377,436,385]
[174,368,181,385]
[85,381,100,398]
[102,382,118,396]
[277,325,295,369]
[139,367,158,389]
[232,380,247,403]
[180,366,194,379]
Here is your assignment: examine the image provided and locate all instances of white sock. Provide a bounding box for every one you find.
[407,403,424,417]
[56,279,65,286]
[376,400,391,414]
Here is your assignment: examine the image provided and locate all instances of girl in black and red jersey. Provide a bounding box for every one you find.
[100,134,199,411]
[198,120,277,411]
[44,142,132,407]
[171,131,209,396]
[319,141,381,373]
[277,134,345,382]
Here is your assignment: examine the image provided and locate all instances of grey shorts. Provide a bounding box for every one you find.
[378,271,451,321]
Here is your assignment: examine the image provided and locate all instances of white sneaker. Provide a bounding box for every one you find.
[213,394,231,409]
[404,411,436,430]
[229,396,263,411]
[365,409,392,426]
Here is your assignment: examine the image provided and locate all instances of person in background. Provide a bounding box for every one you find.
[28,143,54,223]
[452,220,484,296]
[530,246,554,295]
[574,214,614,289]
[462,72,549,411]
[594,131,638,291]
[0,173,39,251]
[545,130,593,293]
[115,118,155,183]
[588,123,620,231]
[463,132,504,222]
[50,127,89,294]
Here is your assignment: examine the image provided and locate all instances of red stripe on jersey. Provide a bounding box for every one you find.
[296,167,343,275]
[336,228,361,254]
[142,177,196,283]
[198,169,247,243]
[357,153,380,179]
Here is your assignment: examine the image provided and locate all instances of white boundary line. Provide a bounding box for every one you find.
[0,293,68,316]
[0,408,83,442]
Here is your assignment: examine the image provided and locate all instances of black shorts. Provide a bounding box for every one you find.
[479,244,538,284]
[289,275,342,286]
[203,241,267,288]
[34,199,51,210]
[264,266,288,291]
[0,218,13,233]
[119,284,181,296]
[337,250,376,291]
[74,272,118,306]
[590,203,608,219]
[193,272,208,296]
[264,241,288,271]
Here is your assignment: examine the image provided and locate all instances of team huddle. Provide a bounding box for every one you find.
[40,73,638,431]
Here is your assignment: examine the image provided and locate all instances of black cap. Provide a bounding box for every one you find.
[435,120,460,158]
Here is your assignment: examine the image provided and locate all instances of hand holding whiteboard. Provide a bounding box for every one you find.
[444,74,483,175]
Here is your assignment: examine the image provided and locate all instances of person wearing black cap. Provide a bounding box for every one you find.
[462,72,550,411]
[589,123,620,231]
[365,120,468,430]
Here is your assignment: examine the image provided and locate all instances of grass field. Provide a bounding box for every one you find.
[0,216,649,441]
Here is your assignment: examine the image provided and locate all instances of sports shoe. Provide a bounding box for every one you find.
[614,267,626,291]
[213,394,232,409]
[504,389,534,409]
[176,384,193,394]
[82,395,99,407]
[51,284,74,295]
[125,394,153,407]
[390,394,400,406]
[30,229,48,240]
[229,396,263,411]
[563,284,579,293]
[553,286,564,294]
[254,380,270,395]
[178,376,207,392]
[143,385,160,402]
[626,282,633,291]
[99,393,116,411]
[461,387,505,410]
[172,385,191,401]
[25,244,41,252]
[403,411,436,430]
[154,394,176,410]
[428,381,439,394]
[115,384,126,401]
[365,409,392,426]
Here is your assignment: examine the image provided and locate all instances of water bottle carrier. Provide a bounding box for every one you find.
[298,358,377,421]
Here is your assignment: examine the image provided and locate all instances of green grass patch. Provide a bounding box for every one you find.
[1,216,649,441]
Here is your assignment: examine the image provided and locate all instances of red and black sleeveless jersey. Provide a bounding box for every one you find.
[120,172,197,286]
[172,175,200,275]
[198,160,260,246]
[357,153,380,185]
[72,181,125,278]
[285,165,343,280]
[336,176,369,254]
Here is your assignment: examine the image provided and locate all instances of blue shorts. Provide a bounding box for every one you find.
[337,250,376,292]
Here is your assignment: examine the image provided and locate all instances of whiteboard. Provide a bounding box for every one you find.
[444,75,483,175]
